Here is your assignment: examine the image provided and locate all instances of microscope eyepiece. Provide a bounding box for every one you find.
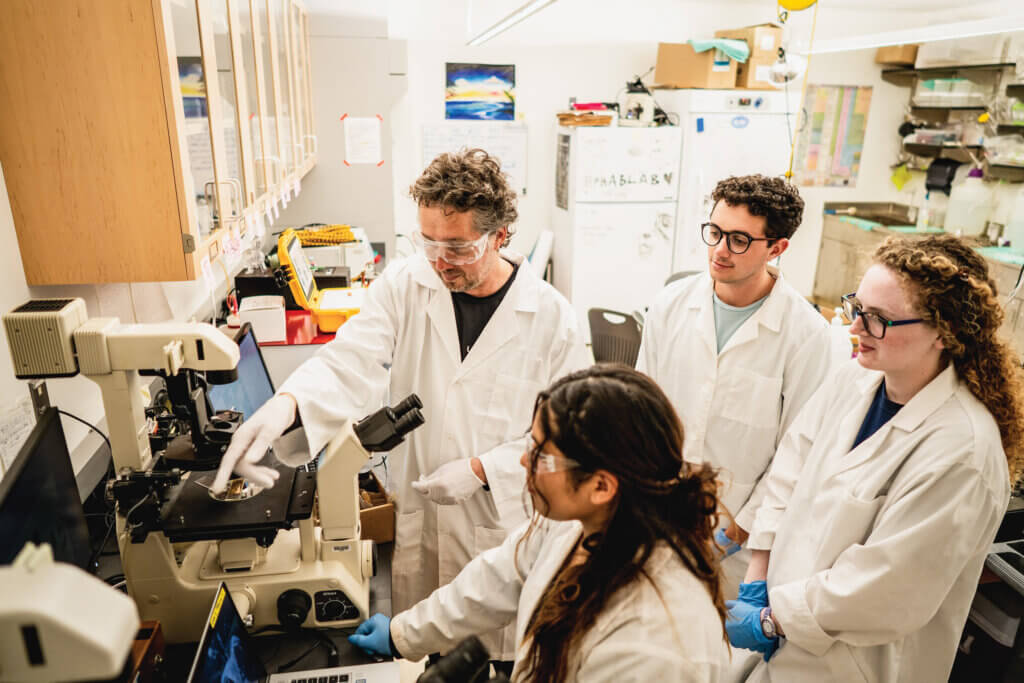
[392,394,423,418]
[395,409,424,437]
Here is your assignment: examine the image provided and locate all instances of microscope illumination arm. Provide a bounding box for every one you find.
[71,320,240,472]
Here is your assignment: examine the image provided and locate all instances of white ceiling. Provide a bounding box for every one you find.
[302,0,1024,45]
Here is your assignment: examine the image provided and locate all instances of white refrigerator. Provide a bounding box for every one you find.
[653,89,801,274]
[551,126,683,339]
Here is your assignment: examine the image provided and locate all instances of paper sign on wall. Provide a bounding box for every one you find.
[343,116,383,164]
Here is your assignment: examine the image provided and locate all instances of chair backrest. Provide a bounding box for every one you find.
[665,270,701,286]
[588,308,643,366]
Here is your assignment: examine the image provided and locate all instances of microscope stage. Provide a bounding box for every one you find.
[160,467,315,544]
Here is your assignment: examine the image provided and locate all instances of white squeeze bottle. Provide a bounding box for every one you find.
[944,168,991,236]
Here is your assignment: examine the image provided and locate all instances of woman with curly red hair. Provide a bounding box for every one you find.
[728,233,1023,682]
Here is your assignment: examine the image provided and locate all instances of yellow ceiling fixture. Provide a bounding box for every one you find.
[778,0,818,10]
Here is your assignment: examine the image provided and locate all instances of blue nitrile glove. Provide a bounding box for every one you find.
[736,580,769,607]
[348,613,394,657]
[726,583,778,661]
[715,528,742,557]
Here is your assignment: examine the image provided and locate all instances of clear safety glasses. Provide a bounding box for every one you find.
[410,230,491,265]
[841,292,924,340]
[526,434,580,474]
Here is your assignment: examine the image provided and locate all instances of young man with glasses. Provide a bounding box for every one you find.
[636,174,834,596]
[214,148,588,674]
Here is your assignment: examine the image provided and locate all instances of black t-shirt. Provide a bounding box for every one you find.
[851,380,903,451]
[451,260,519,360]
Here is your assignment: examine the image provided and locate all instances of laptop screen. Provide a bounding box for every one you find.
[287,234,316,304]
[187,583,266,683]
[208,325,276,420]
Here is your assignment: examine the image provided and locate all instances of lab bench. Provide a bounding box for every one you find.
[812,202,1024,359]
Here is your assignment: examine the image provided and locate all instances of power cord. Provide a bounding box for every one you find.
[272,629,340,672]
[58,408,112,457]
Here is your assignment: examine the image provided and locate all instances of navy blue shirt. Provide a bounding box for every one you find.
[851,381,903,451]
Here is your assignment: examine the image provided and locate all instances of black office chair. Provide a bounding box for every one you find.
[665,270,701,286]
[588,308,643,366]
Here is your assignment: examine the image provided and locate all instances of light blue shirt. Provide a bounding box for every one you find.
[713,291,768,352]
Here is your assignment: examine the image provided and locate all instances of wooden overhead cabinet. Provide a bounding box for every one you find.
[0,0,315,285]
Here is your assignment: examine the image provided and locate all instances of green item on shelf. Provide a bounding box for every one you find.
[686,38,750,63]
[890,226,944,234]
[839,216,881,231]
[975,246,1024,266]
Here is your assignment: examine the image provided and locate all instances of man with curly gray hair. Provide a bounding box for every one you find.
[228,148,587,677]
[636,174,834,604]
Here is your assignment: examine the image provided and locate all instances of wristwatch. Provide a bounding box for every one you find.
[760,607,778,639]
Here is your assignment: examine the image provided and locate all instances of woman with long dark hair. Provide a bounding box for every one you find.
[350,364,730,681]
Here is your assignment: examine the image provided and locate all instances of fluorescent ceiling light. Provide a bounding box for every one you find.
[467,0,558,46]
[801,15,1024,54]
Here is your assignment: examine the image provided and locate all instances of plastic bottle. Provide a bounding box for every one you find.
[944,168,992,235]
[916,190,948,231]
[1006,186,1024,255]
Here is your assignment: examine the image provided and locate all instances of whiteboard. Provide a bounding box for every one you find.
[422,122,528,196]
[573,127,682,203]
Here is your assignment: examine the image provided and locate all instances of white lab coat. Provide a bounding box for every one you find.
[742,362,1010,683]
[279,252,588,659]
[636,269,833,591]
[391,519,730,682]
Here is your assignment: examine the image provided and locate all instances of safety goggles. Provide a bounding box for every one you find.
[526,434,580,474]
[410,230,491,265]
[841,292,924,340]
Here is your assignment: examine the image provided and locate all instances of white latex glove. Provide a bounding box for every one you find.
[411,459,485,505]
[211,394,297,493]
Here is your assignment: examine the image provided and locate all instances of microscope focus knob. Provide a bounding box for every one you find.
[322,599,345,620]
[277,589,312,630]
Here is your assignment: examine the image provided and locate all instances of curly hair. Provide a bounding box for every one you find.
[516,364,727,682]
[409,148,518,247]
[874,234,1024,483]
[711,174,805,240]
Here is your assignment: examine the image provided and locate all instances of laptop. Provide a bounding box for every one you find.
[187,582,400,683]
[209,323,276,420]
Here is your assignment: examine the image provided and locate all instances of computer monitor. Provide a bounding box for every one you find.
[208,323,276,420]
[0,407,91,569]
[187,582,266,683]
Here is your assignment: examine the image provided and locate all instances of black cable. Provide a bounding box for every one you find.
[58,409,112,457]
[274,629,340,672]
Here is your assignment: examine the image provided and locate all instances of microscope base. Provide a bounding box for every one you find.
[121,526,372,643]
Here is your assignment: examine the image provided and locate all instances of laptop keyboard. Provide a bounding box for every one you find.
[285,676,356,683]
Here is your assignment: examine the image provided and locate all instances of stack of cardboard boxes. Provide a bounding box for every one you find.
[654,23,783,90]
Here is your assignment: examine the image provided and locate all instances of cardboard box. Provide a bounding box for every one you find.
[654,42,737,90]
[714,23,783,60]
[874,44,919,66]
[359,470,395,543]
[736,56,778,90]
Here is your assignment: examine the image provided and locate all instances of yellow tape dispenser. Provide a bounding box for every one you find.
[277,228,365,333]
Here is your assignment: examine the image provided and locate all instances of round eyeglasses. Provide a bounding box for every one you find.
[700,222,776,255]
[410,230,491,265]
[841,292,924,340]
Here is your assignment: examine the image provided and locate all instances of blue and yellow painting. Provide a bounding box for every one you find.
[445,63,515,121]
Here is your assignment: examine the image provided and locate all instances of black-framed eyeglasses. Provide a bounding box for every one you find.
[700,222,777,255]
[841,292,924,340]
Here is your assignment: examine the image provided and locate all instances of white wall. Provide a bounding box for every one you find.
[780,48,913,295]
[389,4,931,293]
